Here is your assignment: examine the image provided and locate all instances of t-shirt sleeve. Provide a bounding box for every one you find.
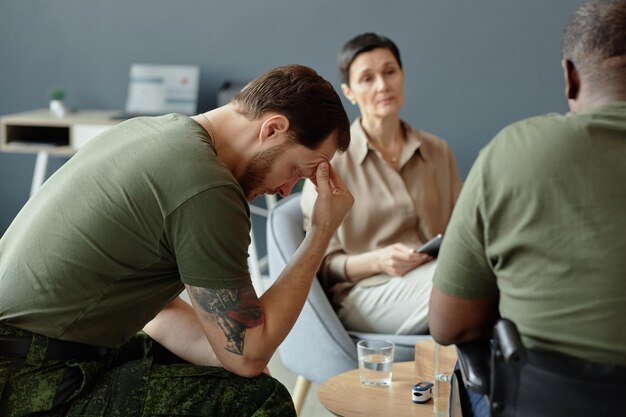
[164,185,251,289]
[433,152,499,299]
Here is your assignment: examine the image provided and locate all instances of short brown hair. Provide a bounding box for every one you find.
[232,64,350,152]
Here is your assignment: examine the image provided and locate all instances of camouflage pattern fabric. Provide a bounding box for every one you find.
[0,325,296,416]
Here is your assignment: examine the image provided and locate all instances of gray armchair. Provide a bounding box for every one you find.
[267,193,431,412]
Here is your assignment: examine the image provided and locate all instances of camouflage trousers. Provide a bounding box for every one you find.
[0,325,296,417]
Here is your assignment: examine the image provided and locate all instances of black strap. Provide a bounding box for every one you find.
[0,335,111,361]
[528,349,626,383]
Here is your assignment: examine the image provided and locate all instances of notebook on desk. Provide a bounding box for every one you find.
[112,64,200,120]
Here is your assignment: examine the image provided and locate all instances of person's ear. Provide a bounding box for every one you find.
[259,114,290,143]
[562,59,580,101]
[341,83,357,105]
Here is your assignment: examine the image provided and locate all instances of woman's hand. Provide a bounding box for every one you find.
[373,243,432,277]
[345,242,433,282]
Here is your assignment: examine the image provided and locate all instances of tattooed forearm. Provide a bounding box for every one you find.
[190,286,264,355]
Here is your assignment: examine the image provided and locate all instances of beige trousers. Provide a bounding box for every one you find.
[337,260,437,335]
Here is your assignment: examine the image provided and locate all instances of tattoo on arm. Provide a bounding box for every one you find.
[190,286,264,355]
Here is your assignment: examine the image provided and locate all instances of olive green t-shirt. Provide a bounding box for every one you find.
[433,102,626,366]
[0,114,251,348]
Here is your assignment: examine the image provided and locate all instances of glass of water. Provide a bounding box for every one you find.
[433,343,456,416]
[357,340,394,386]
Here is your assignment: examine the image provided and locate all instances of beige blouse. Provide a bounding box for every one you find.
[301,118,462,306]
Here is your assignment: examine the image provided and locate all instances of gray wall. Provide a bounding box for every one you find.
[0,0,583,235]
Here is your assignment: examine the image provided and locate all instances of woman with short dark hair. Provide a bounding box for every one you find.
[301,33,462,334]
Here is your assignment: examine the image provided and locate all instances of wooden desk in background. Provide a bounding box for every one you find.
[317,340,458,417]
[0,109,118,197]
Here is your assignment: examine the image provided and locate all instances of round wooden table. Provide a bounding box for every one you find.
[317,340,458,417]
[317,361,436,417]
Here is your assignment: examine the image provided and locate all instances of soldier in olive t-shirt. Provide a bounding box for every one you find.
[0,65,355,416]
[428,2,626,381]
[433,103,626,366]
[0,114,252,348]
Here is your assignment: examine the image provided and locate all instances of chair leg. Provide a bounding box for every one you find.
[292,375,312,415]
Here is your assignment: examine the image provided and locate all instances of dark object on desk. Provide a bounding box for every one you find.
[455,319,626,417]
[217,81,248,107]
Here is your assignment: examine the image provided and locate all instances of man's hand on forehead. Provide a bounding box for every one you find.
[309,161,353,232]
[313,162,344,194]
[308,160,331,189]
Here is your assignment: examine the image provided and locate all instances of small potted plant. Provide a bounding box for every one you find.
[49,87,66,118]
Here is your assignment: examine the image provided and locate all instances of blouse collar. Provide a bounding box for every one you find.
[350,117,422,167]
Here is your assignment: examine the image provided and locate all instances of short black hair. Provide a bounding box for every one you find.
[337,33,402,85]
[561,0,626,80]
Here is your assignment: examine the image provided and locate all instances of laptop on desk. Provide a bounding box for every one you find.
[112,63,200,120]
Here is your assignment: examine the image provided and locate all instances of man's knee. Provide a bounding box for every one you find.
[142,365,296,416]
[230,373,296,417]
